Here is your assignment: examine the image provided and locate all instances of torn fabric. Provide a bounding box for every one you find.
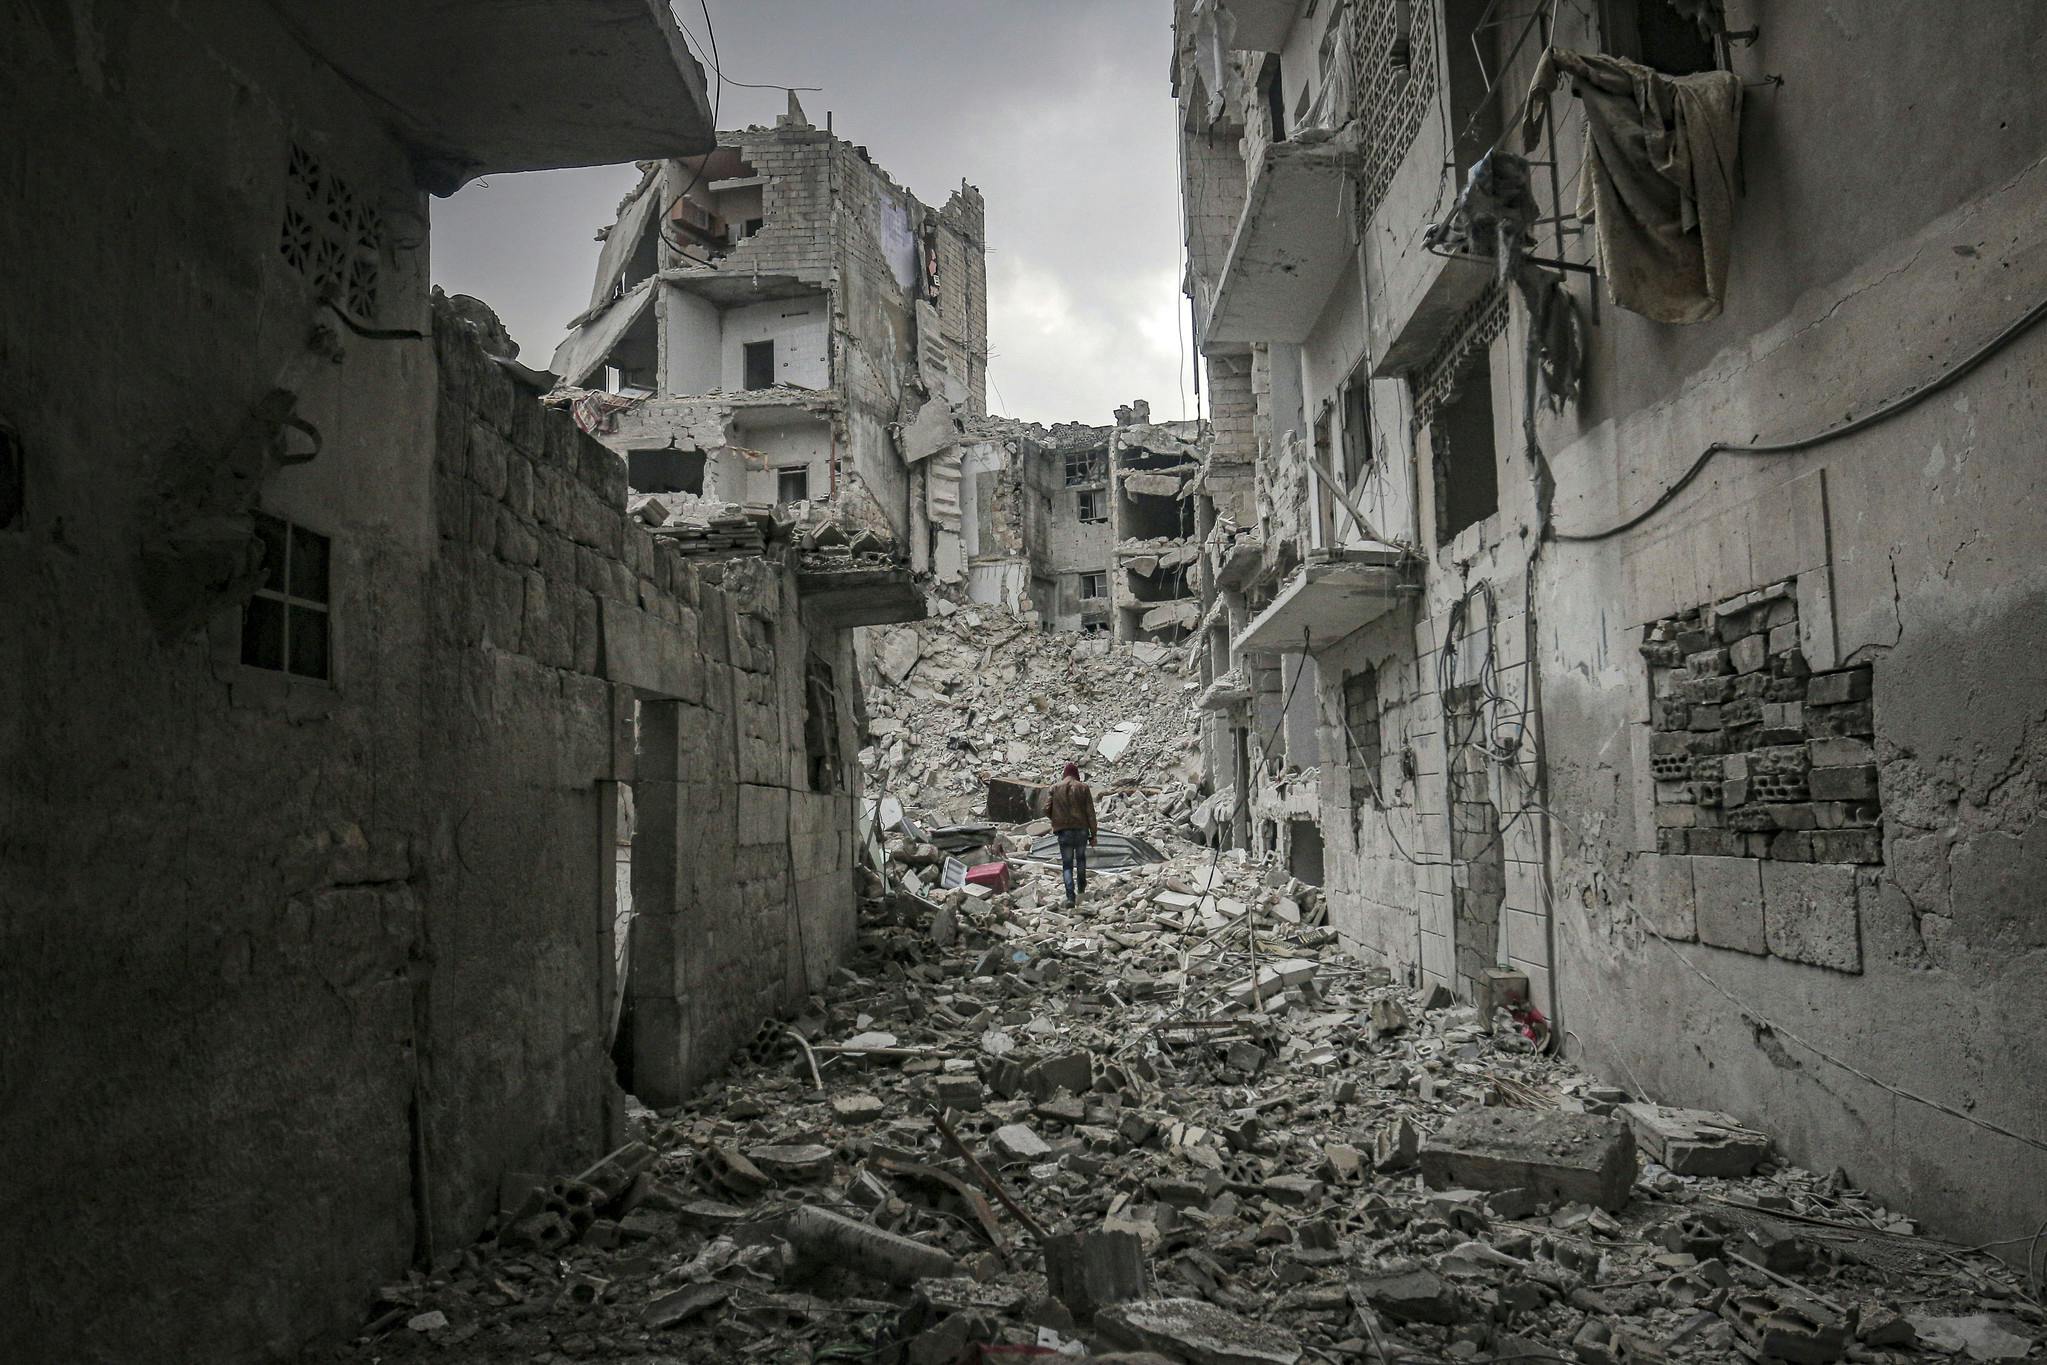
[1522,48,1742,324]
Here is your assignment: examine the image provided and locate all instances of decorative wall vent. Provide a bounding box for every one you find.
[279,142,384,319]
[1349,0,1439,226]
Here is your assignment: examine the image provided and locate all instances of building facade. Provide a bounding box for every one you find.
[552,102,990,583]
[0,8,905,1359]
[1174,0,2047,1252]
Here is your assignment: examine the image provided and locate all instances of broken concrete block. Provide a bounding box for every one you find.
[934,1075,984,1110]
[990,1124,1052,1162]
[831,1094,885,1124]
[1374,1115,1420,1172]
[1226,958,1317,1009]
[783,1205,957,1285]
[643,1281,730,1329]
[1420,1110,1636,1212]
[1348,1262,1462,1325]
[1026,1050,1094,1100]
[1043,1229,1147,1321]
[1620,1102,1770,1177]
[1096,1297,1303,1365]
[747,1144,836,1184]
[1368,996,1410,1036]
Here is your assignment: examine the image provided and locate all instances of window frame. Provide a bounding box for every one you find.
[1078,570,1108,602]
[1343,666,1383,805]
[776,465,811,505]
[1077,488,1107,524]
[1063,447,1105,487]
[742,339,776,390]
[240,510,333,684]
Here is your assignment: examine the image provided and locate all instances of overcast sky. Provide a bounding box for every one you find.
[431,1,1191,426]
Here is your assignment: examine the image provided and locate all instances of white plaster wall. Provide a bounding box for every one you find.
[663,286,722,395]
[738,416,832,507]
[721,296,829,390]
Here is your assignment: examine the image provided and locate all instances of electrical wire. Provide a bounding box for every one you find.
[1553,288,2047,542]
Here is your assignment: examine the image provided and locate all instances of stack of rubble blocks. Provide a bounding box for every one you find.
[1643,579,1882,865]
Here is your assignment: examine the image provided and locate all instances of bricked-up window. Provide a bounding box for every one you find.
[1343,667,1383,805]
[1642,579,1882,864]
[1077,488,1107,523]
[804,653,842,793]
[1079,571,1107,602]
[743,340,775,390]
[1430,350,1498,543]
[1064,448,1106,486]
[242,513,331,681]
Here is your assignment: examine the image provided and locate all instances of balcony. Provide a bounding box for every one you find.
[1203,137,1360,348]
[1236,545,1419,656]
[272,0,716,193]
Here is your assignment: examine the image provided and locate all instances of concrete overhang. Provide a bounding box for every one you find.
[272,0,715,194]
[1204,138,1358,348]
[1218,0,1298,52]
[1214,537,1264,591]
[1197,670,1253,712]
[797,566,926,629]
[660,269,826,307]
[1237,547,1419,656]
[1370,253,1496,377]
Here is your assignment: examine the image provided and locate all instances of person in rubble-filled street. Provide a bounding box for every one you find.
[1046,761,1098,907]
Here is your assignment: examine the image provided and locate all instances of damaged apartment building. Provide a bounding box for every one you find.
[0,6,919,1361]
[1173,0,2047,1259]
[549,99,991,584]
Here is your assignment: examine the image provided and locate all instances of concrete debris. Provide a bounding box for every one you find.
[323,646,2042,1365]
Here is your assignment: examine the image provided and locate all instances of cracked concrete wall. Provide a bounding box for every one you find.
[1335,0,2047,1253]
[0,15,859,1359]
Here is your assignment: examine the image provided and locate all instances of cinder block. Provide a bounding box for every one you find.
[1420,1109,1637,1212]
[1808,765,1878,801]
[1693,856,1765,954]
[1806,669,1872,706]
[1762,861,1862,972]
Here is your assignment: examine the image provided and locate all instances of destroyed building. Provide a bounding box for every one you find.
[0,7,922,1360]
[952,416,1118,629]
[549,101,990,582]
[1174,0,2047,1258]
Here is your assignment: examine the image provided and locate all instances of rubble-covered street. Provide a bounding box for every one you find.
[313,621,2043,1365]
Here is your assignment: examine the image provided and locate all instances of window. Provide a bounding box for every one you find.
[1605,0,1720,74]
[1077,488,1107,523]
[1343,667,1383,805]
[242,512,331,681]
[743,340,775,390]
[629,445,706,495]
[1079,571,1107,602]
[1263,55,1288,143]
[804,653,842,793]
[777,466,811,504]
[1431,350,1499,544]
[1064,448,1105,486]
[605,364,654,398]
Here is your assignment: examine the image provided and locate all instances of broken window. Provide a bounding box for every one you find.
[1605,0,1721,74]
[777,466,811,505]
[605,363,655,398]
[1077,489,1107,524]
[241,512,331,681]
[1430,349,1499,544]
[804,652,842,793]
[628,446,706,496]
[1079,571,1108,602]
[1262,55,1289,143]
[1343,667,1383,805]
[743,340,776,390]
[1288,819,1326,886]
[1064,448,1105,486]
[1444,0,1503,188]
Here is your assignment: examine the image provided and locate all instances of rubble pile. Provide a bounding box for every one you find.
[314,832,2045,1365]
[860,605,1205,832]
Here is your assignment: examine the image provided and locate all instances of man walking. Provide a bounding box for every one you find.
[1047,761,1098,907]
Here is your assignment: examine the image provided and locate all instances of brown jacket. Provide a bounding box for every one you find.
[1045,779,1097,836]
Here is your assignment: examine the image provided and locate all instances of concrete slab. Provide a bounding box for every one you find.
[1237,553,1417,657]
[1420,1109,1637,1212]
[1693,856,1766,955]
[1206,139,1358,347]
[1097,1297,1303,1365]
[1619,1102,1771,1177]
[1762,860,1863,973]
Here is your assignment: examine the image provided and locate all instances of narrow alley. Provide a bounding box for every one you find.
[5,3,2047,1364]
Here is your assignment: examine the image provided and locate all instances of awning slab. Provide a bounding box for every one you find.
[1205,138,1358,348]
[798,566,926,629]
[1237,549,1418,656]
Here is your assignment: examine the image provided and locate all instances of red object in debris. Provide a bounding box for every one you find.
[965,861,1011,893]
[1511,1002,1554,1051]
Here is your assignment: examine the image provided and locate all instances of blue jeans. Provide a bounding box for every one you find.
[1058,828,1089,902]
